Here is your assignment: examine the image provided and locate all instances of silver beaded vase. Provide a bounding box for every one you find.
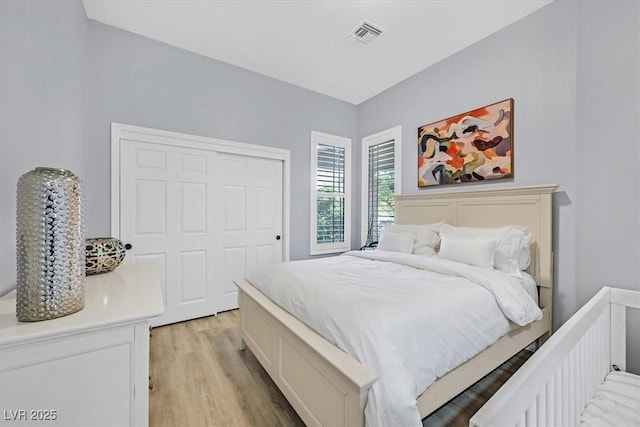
[16,167,85,321]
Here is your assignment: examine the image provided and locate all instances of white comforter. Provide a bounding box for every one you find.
[248,250,542,427]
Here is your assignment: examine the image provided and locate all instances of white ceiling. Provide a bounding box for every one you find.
[83,0,553,105]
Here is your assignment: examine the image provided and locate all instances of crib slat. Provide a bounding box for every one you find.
[582,334,590,412]
[562,358,569,426]
[546,378,554,426]
[577,335,585,414]
[611,302,627,371]
[592,323,598,387]
[601,309,610,379]
[525,400,536,426]
[584,327,592,410]
[569,348,576,425]
[555,365,563,426]
[591,323,598,401]
[575,346,581,423]
[568,349,573,426]
[536,388,546,426]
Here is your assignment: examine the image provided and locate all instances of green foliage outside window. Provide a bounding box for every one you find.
[317,195,345,244]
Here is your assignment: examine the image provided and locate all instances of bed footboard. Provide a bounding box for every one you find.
[235,279,377,427]
[470,286,640,427]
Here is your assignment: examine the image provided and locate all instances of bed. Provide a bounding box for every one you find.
[234,184,557,426]
[470,286,640,427]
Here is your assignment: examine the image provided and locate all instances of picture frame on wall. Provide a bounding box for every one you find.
[418,98,514,188]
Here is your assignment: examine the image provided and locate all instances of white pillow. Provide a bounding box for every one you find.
[415,246,437,257]
[439,224,531,275]
[494,226,532,274]
[438,234,498,269]
[383,222,442,255]
[377,231,415,253]
[518,233,532,270]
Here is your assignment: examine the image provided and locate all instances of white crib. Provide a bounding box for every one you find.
[470,286,640,427]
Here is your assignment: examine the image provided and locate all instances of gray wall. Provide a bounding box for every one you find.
[358,0,640,371]
[0,0,88,296]
[575,0,640,372]
[575,0,640,303]
[86,21,357,262]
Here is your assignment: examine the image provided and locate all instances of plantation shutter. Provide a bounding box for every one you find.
[316,144,345,244]
[367,139,395,244]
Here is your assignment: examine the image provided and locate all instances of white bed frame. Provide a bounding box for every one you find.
[470,286,640,427]
[235,184,557,426]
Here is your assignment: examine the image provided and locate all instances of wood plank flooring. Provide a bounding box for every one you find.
[149,310,531,427]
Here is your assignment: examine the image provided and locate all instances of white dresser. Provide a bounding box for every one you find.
[0,264,164,426]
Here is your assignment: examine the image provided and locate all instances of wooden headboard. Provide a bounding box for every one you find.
[395,185,557,319]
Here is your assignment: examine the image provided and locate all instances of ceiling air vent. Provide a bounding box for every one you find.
[350,20,384,45]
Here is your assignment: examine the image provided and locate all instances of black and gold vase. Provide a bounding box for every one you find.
[85,237,127,275]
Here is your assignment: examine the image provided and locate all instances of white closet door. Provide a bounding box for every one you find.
[217,153,283,312]
[120,140,218,326]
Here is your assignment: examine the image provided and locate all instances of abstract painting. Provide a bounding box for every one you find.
[418,98,513,187]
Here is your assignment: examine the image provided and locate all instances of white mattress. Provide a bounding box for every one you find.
[580,371,640,427]
[248,250,541,426]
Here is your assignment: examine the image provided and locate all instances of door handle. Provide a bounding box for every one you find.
[276,235,281,240]
[125,243,133,250]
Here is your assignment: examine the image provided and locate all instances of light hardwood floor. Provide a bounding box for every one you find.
[149,310,531,427]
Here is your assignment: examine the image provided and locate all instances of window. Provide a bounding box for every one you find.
[310,131,351,255]
[361,126,402,247]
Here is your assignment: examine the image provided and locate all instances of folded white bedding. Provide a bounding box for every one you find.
[580,371,640,427]
[248,250,542,427]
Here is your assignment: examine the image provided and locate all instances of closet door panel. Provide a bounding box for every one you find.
[217,154,283,312]
[120,141,217,326]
